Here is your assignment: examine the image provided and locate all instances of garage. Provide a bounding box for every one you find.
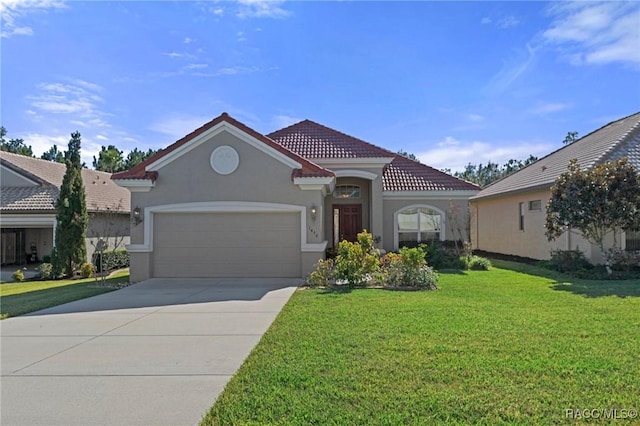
[152,212,301,278]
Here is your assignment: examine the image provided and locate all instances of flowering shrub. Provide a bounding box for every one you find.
[334,231,379,287]
[38,263,53,280]
[381,247,438,289]
[606,248,640,272]
[306,258,335,288]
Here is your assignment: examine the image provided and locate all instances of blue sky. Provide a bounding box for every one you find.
[2,0,639,171]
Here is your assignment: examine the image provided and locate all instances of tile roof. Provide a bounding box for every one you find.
[472,111,640,200]
[112,113,334,181]
[1,151,131,213]
[267,120,393,159]
[268,120,480,192]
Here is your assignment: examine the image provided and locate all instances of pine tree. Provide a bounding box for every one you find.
[52,132,89,277]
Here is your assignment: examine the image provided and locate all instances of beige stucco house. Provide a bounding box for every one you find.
[470,111,640,264]
[1,151,131,265]
[113,113,479,281]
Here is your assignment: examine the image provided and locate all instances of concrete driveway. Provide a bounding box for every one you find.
[1,278,299,426]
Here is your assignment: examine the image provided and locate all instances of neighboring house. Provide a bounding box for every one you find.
[470,111,640,264]
[113,113,479,281]
[1,151,131,265]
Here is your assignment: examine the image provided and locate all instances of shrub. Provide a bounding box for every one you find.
[380,247,438,289]
[334,231,379,287]
[12,269,25,282]
[94,249,129,272]
[419,242,464,270]
[38,263,53,280]
[606,248,640,272]
[547,249,592,273]
[468,255,492,271]
[42,255,52,263]
[80,262,94,278]
[306,258,335,288]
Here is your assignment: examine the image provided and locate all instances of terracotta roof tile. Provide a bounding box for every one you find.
[112,113,333,181]
[269,120,480,192]
[473,111,640,200]
[1,151,131,212]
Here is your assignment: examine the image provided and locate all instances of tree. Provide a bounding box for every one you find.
[124,147,158,170]
[454,155,539,187]
[41,145,65,163]
[545,158,640,273]
[93,145,124,172]
[563,131,579,145]
[0,126,34,157]
[397,149,418,161]
[52,132,89,277]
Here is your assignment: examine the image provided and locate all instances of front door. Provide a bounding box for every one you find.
[334,204,362,244]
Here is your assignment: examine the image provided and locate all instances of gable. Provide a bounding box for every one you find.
[1,163,40,187]
[141,129,309,204]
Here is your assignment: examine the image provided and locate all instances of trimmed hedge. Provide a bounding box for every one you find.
[93,249,129,272]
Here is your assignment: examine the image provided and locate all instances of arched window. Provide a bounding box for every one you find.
[394,205,445,248]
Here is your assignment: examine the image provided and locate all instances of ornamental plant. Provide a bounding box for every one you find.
[334,230,379,287]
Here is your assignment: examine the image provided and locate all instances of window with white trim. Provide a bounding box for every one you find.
[397,207,441,246]
[529,200,542,211]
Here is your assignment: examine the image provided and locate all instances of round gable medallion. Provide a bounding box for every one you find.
[210,145,239,175]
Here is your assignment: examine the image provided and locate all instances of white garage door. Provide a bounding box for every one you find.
[153,212,301,278]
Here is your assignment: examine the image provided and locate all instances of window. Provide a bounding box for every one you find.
[529,200,542,211]
[519,202,525,231]
[397,207,442,247]
[625,229,640,251]
[333,185,360,199]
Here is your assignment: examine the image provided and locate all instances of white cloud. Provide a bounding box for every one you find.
[416,137,554,173]
[481,17,491,25]
[498,15,520,29]
[468,113,485,123]
[26,81,108,127]
[147,115,212,140]
[184,63,208,70]
[236,0,291,19]
[543,1,640,65]
[0,0,66,38]
[529,102,570,115]
[183,37,195,44]
[272,114,302,129]
[484,43,537,94]
[96,134,108,141]
[211,7,224,16]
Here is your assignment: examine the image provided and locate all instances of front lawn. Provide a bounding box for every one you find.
[202,260,640,425]
[0,270,129,319]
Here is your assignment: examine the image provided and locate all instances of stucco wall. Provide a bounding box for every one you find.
[382,198,471,252]
[470,189,622,264]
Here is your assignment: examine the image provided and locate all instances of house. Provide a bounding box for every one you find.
[470,111,640,264]
[113,113,479,281]
[1,151,131,265]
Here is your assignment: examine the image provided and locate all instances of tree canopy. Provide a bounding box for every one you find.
[452,155,538,187]
[0,126,34,157]
[563,131,579,145]
[92,145,158,172]
[545,157,640,269]
[41,145,65,163]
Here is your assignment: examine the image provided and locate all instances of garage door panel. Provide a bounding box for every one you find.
[152,212,301,278]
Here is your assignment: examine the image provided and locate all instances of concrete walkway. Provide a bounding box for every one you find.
[1,278,300,426]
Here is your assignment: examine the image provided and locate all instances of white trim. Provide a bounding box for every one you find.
[0,214,56,227]
[293,176,336,196]
[393,204,446,250]
[313,158,393,168]
[621,230,626,251]
[383,190,479,200]
[146,122,301,172]
[125,201,327,253]
[334,169,378,180]
[113,179,155,192]
[0,164,40,186]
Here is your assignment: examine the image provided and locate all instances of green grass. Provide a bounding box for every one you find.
[0,270,129,319]
[201,260,640,425]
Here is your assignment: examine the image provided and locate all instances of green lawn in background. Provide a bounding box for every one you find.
[0,270,129,319]
[202,260,640,425]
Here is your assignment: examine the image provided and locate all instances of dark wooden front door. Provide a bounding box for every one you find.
[335,204,362,243]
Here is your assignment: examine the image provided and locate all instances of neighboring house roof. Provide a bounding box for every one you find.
[268,119,480,191]
[1,151,131,213]
[112,113,334,181]
[472,111,640,201]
